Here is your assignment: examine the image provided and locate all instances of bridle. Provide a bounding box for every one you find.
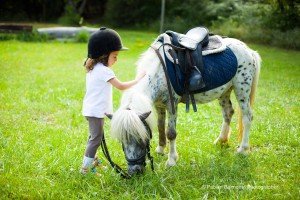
[100,116,154,179]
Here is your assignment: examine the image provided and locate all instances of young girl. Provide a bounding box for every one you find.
[81,27,145,175]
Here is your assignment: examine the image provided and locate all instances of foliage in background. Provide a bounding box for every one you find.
[0,0,299,49]
[210,1,300,49]
[265,0,299,31]
[74,30,89,43]
[0,30,49,42]
[0,0,64,21]
[104,0,300,49]
[104,0,161,29]
[0,30,90,43]
[58,2,81,26]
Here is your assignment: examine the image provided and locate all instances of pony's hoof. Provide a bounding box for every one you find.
[155,146,165,155]
[166,153,178,167]
[237,146,250,154]
[213,137,228,145]
[166,159,176,167]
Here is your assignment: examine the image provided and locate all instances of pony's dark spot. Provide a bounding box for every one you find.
[238,70,241,73]
[238,65,243,68]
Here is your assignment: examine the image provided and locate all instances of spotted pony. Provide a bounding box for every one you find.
[110,37,261,175]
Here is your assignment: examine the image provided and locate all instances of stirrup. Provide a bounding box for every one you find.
[188,67,205,91]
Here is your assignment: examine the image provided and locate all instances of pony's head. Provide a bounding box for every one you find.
[109,91,155,175]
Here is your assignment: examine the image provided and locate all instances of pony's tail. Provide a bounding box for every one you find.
[238,51,261,141]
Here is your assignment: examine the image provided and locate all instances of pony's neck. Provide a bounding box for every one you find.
[129,46,163,104]
[134,77,153,100]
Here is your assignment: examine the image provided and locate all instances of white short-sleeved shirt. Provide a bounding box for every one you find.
[82,63,115,118]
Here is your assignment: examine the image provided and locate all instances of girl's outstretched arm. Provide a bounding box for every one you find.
[108,70,146,91]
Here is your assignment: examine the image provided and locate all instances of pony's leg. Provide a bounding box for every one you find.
[155,105,166,154]
[166,110,178,167]
[214,90,234,145]
[235,88,253,154]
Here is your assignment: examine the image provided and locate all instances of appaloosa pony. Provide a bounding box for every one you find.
[109,33,261,175]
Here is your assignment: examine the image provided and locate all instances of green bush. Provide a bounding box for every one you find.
[16,30,49,42]
[74,30,89,43]
[210,1,300,50]
[0,30,50,42]
[270,28,300,50]
[0,33,16,41]
[211,20,300,50]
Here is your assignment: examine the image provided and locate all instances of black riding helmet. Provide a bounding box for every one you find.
[87,27,128,59]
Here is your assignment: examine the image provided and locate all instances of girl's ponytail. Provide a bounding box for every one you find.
[84,55,109,72]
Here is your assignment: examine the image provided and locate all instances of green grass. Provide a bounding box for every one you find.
[0,30,299,199]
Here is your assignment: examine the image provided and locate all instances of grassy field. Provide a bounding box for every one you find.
[0,30,299,199]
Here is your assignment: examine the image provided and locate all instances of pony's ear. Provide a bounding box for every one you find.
[105,113,113,120]
[139,111,151,121]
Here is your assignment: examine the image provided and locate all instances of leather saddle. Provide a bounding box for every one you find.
[155,27,232,112]
[165,27,209,92]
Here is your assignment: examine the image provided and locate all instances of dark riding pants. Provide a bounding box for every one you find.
[84,117,104,158]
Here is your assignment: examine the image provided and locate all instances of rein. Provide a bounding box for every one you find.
[151,44,177,115]
[100,135,131,179]
[141,118,154,171]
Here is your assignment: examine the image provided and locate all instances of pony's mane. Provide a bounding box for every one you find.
[110,91,156,145]
[111,39,162,145]
[135,40,161,78]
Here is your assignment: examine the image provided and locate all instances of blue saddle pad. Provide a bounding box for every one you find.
[165,47,238,96]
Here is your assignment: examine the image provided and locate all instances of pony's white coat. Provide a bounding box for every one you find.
[111,36,261,167]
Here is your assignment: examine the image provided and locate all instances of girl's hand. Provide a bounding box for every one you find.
[135,70,146,81]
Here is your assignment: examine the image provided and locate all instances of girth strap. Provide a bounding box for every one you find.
[184,49,198,112]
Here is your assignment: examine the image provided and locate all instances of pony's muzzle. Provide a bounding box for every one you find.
[128,164,145,176]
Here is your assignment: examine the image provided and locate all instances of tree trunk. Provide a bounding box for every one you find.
[78,0,87,15]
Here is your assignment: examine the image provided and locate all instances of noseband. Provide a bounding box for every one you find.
[100,116,154,179]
